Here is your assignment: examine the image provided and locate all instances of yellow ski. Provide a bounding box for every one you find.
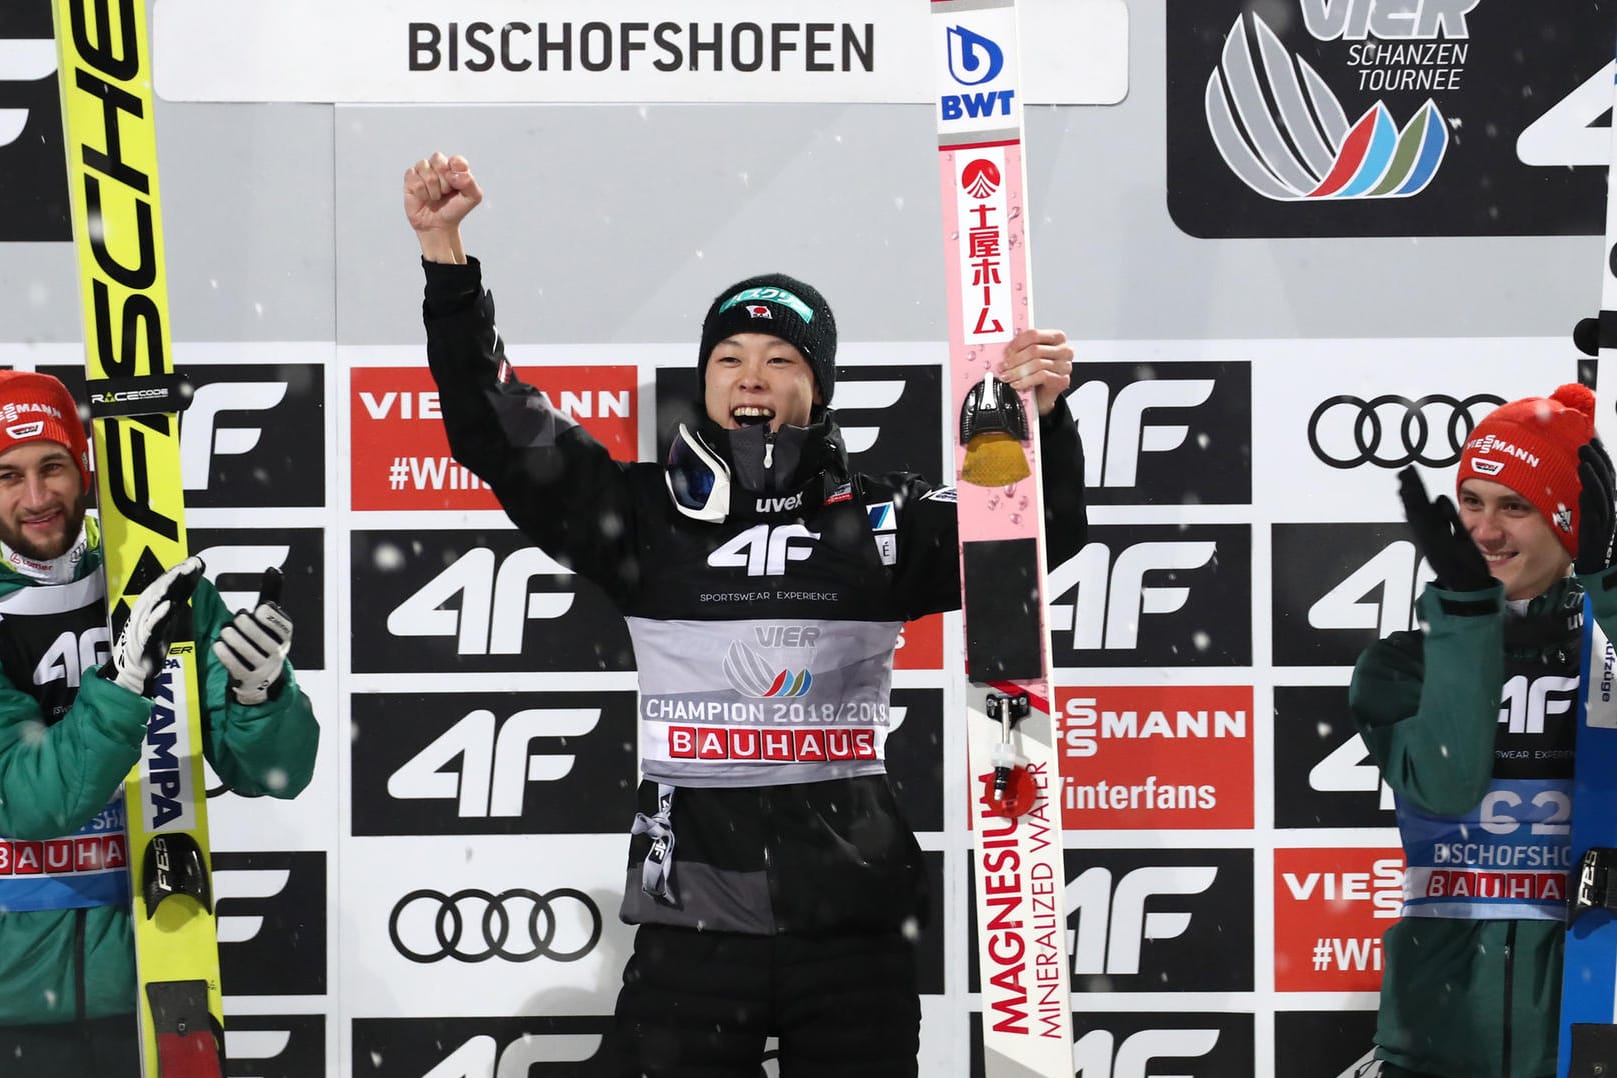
[51,0,223,1073]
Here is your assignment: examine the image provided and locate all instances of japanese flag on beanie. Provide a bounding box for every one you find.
[697,273,838,407]
[1457,382,1596,556]
[0,372,91,492]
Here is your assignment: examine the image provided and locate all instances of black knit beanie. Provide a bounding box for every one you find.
[697,273,837,405]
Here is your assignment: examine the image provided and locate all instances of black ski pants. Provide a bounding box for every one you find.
[610,923,920,1078]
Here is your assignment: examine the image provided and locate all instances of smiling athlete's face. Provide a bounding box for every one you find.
[0,441,87,562]
[703,333,821,432]
[1457,477,1572,600]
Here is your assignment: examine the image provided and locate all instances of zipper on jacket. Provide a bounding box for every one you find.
[760,786,782,930]
[1500,920,1516,1078]
[73,908,87,1021]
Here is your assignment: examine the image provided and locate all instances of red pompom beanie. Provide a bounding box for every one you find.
[0,372,92,493]
[1456,383,1596,556]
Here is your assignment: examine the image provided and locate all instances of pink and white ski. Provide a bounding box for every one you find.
[930,3,1075,1074]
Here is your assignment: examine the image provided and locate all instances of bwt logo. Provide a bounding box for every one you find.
[1068,377,1216,488]
[941,24,1015,120]
[178,381,288,491]
[387,547,576,655]
[1073,1028,1220,1078]
[1308,540,1431,638]
[1068,865,1217,976]
[387,708,600,818]
[1047,541,1218,650]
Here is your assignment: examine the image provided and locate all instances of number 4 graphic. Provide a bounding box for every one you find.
[1517,61,1615,167]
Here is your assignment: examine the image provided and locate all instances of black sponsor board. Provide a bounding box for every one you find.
[1274,684,1395,829]
[1048,524,1253,667]
[971,1009,1256,1078]
[41,362,327,508]
[967,847,1254,994]
[1272,522,1421,667]
[655,364,943,481]
[215,851,326,996]
[1167,0,1611,237]
[191,526,324,671]
[222,1014,325,1078]
[351,528,634,673]
[1274,1009,1380,1078]
[1070,361,1252,506]
[887,687,945,833]
[0,0,69,242]
[352,1015,617,1077]
[350,690,638,836]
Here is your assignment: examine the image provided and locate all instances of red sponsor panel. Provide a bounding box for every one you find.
[1274,847,1404,992]
[894,613,943,670]
[1056,686,1254,829]
[351,366,639,510]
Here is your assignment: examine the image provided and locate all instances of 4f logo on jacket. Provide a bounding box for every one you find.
[708,524,820,577]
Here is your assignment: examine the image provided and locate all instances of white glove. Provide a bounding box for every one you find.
[212,568,292,706]
[100,557,204,697]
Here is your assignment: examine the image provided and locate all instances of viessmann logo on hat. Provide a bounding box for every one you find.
[1466,433,1540,469]
[718,286,814,324]
[0,400,62,424]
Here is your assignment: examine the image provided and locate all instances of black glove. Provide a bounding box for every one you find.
[1397,466,1492,592]
[99,556,204,696]
[1577,438,1617,575]
[212,567,293,705]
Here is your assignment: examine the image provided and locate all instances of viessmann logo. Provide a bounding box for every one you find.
[1206,6,1463,201]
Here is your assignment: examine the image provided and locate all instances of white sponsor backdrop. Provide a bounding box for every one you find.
[1,0,1611,1073]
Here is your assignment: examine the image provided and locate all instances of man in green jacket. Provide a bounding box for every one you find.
[1352,383,1617,1078]
[0,372,320,1076]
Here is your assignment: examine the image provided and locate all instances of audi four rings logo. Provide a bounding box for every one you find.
[388,888,603,963]
[1308,394,1504,469]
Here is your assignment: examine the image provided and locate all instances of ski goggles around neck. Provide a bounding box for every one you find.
[665,423,731,523]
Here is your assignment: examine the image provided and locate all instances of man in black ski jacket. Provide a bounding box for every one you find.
[404,151,1088,1077]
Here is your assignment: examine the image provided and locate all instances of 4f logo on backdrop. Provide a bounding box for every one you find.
[41,362,325,507]
[1274,686,1395,829]
[353,530,633,674]
[192,528,324,672]
[214,851,326,996]
[1272,523,1431,667]
[1062,848,1253,992]
[223,1015,324,1078]
[970,1011,1255,1078]
[1274,1011,1381,1078]
[1166,0,1610,238]
[350,1017,614,1078]
[1068,362,1251,506]
[350,691,637,836]
[0,1,69,242]
[1047,524,1252,667]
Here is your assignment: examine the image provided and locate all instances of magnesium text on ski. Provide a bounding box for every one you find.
[408,21,875,74]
